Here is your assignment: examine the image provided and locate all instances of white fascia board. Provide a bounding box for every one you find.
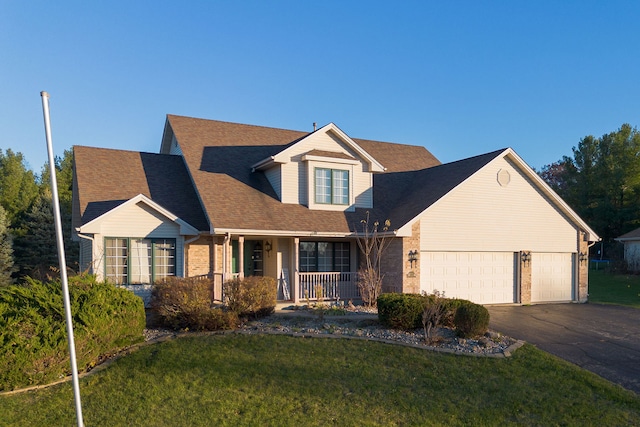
[261,123,386,172]
[213,228,356,238]
[79,194,200,236]
[251,156,278,172]
[322,123,386,172]
[502,148,601,242]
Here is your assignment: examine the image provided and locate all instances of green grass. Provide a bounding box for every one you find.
[589,270,640,308]
[1,334,639,426]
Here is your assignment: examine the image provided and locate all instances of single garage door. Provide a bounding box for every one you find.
[531,253,574,302]
[420,252,517,304]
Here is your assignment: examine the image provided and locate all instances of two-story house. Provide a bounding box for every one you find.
[72,114,599,305]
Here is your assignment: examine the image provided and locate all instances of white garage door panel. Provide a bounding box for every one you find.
[532,253,573,302]
[421,252,516,304]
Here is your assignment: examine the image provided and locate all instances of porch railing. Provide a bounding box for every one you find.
[298,272,360,302]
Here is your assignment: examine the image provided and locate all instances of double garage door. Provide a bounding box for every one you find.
[420,252,574,304]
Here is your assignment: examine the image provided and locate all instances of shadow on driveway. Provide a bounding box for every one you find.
[488,303,640,395]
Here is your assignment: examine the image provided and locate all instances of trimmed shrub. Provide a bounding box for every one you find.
[223,276,277,319]
[150,276,239,331]
[453,301,490,338]
[0,274,145,391]
[377,293,425,330]
[440,298,471,328]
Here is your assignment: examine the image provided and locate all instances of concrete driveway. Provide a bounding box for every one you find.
[488,303,640,395]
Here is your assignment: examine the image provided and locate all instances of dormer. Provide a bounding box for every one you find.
[252,123,385,211]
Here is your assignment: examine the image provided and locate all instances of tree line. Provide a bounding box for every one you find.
[0,148,76,285]
[539,123,640,259]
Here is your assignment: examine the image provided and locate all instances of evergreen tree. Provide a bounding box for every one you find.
[0,206,15,285]
[539,124,640,243]
[0,149,39,228]
[12,191,58,279]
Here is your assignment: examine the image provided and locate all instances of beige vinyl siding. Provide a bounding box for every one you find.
[87,202,185,281]
[264,166,282,201]
[169,135,182,155]
[287,131,355,158]
[352,162,373,208]
[420,157,578,252]
[99,202,181,237]
[79,238,93,273]
[279,162,301,204]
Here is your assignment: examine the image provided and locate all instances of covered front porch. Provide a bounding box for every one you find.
[187,234,361,303]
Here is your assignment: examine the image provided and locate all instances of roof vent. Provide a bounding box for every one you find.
[313,122,317,131]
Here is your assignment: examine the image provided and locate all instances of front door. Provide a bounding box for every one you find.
[244,240,263,277]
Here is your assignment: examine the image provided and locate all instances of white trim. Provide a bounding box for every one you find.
[251,123,385,172]
[301,154,360,165]
[78,194,200,236]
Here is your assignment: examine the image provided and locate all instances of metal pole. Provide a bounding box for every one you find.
[40,91,84,427]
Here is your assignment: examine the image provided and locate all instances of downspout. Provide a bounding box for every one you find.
[75,232,94,275]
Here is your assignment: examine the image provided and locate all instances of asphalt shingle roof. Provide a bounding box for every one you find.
[73,114,504,236]
[73,146,209,231]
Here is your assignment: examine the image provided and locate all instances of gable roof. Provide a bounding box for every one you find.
[616,228,640,241]
[73,146,208,232]
[162,115,442,234]
[79,194,200,235]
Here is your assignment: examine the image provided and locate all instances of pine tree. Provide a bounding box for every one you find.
[12,191,58,279]
[0,206,15,285]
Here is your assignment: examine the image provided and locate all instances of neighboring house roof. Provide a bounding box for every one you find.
[73,146,209,232]
[616,228,640,241]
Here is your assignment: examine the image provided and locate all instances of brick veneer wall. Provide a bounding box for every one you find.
[379,221,421,294]
[578,232,588,302]
[186,236,213,277]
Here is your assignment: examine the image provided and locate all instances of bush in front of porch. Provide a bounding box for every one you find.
[150,276,277,330]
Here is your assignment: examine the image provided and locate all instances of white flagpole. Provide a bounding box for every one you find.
[40,91,84,427]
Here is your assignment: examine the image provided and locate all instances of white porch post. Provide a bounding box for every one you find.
[238,236,245,279]
[222,234,230,282]
[293,237,300,303]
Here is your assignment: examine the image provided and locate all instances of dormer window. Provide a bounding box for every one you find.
[315,168,349,205]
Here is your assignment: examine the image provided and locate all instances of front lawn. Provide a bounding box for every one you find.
[589,270,640,308]
[1,334,639,426]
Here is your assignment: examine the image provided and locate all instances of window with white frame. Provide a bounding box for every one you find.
[315,168,349,205]
[105,237,176,285]
[299,242,350,272]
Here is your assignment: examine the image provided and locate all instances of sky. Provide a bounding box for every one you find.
[2,1,640,173]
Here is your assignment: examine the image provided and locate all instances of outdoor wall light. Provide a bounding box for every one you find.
[521,251,532,264]
[408,250,419,268]
[579,251,588,264]
[264,240,272,257]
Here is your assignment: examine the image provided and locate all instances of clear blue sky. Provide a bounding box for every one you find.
[2,1,639,173]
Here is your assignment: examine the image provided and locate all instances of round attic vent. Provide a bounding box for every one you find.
[497,169,511,187]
